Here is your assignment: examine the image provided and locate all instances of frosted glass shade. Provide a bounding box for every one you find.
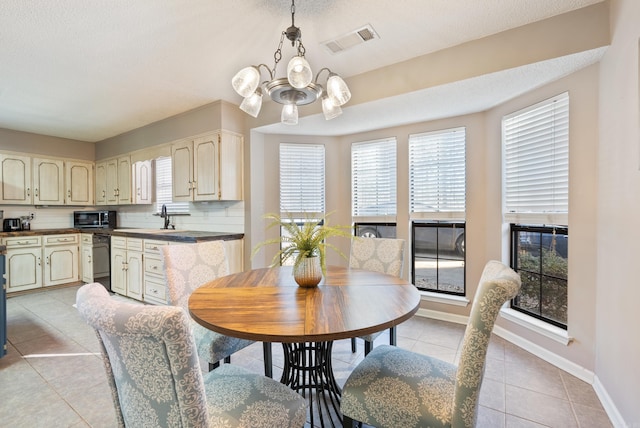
[281,104,298,125]
[287,56,312,89]
[232,66,260,97]
[322,96,342,120]
[239,89,263,118]
[326,74,351,106]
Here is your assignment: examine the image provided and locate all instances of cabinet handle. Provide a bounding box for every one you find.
[68,190,71,198]
[102,190,106,198]
[152,265,157,270]
[34,188,39,197]
[27,188,30,197]
[88,255,92,264]
[46,256,50,265]
[37,257,41,266]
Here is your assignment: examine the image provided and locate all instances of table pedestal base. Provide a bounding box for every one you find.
[281,341,342,427]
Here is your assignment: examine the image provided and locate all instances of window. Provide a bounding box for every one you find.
[503,93,569,327]
[279,143,326,265]
[352,138,397,217]
[280,143,325,216]
[409,128,466,295]
[155,156,189,214]
[510,225,568,329]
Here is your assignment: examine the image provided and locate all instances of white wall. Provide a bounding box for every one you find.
[596,0,640,426]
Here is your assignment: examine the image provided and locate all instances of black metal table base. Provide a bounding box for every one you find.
[281,341,342,427]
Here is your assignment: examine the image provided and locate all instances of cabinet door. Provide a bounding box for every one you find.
[218,131,244,201]
[171,141,193,201]
[44,245,79,287]
[95,162,107,205]
[133,160,153,204]
[105,159,119,204]
[32,157,64,205]
[111,247,127,295]
[81,244,93,283]
[126,251,143,300]
[6,247,42,292]
[117,156,132,204]
[193,136,217,201]
[66,161,94,206]
[0,153,32,204]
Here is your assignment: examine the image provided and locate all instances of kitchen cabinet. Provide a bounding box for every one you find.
[80,234,93,283]
[43,234,79,287]
[171,130,243,202]
[0,248,5,358]
[143,239,170,305]
[0,153,32,205]
[111,236,143,299]
[133,160,153,204]
[32,157,64,205]
[4,236,42,292]
[66,161,94,206]
[81,234,109,283]
[96,156,132,205]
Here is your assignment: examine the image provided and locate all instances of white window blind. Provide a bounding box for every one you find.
[279,143,325,216]
[155,156,189,214]
[352,138,397,217]
[409,127,466,220]
[503,92,569,224]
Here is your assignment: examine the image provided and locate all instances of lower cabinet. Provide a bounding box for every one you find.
[43,234,79,287]
[4,236,42,293]
[110,237,143,300]
[143,239,171,305]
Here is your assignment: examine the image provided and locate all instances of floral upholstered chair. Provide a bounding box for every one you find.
[162,241,256,372]
[341,260,521,428]
[76,282,307,428]
[349,237,405,355]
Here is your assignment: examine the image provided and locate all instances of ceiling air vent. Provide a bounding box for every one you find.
[322,24,379,54]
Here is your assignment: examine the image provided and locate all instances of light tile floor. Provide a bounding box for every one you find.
[0,285,613,428]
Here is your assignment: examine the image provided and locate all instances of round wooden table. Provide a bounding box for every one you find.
[189,265,420,427]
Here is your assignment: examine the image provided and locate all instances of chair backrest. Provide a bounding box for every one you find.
[349,237,405,278]
[76,282,209,428]
[162,240,229,310]
[451,260,521,427]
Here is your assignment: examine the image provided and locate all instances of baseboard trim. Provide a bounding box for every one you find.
[593,375,627,428]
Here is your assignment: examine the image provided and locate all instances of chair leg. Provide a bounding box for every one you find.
[263,342,273,378]
[364,340,373,356]
[351,337,357,353]
[209,361,219,371]
[224,356,231,364]
[342,414,355,427]
[389,326,397,346]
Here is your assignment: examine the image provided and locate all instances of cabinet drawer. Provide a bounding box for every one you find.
[111,236,127,249]
[144,277,167,305]
[144,255,165,276]
[81,234,93,245]
[127,238,143,252]
[4,236,42,248]
[144,239,170,255]
[44,234,79,246]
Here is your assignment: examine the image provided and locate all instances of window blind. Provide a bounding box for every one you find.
[279,143,325,216]
[503,93,569,224]
[409,127,466,220]
[155,156,189,214]
[352,138,397,217]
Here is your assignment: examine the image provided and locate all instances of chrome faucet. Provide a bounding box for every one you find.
[160,204,170,229]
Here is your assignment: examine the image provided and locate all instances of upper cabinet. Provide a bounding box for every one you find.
[66,161,94,206]
[133,160,153,204]
[96,156,132,205]
[0,153,32,205]
[171,130,243,202]
[0,153,94,206]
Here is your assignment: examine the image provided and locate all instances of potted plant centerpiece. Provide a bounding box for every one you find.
[252,212,352,287]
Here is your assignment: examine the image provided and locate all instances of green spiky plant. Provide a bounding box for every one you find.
[251,212,353,274]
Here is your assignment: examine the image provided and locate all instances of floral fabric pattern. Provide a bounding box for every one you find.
[341,260,521,428]
[76,282,307,428]
[162,241,254,365]
[349,237,406,343]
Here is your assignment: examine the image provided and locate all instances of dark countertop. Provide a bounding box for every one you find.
[0,228,243,243]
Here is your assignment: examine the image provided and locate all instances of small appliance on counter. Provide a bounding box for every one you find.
[3,218,22,232]
[20,216,31,230]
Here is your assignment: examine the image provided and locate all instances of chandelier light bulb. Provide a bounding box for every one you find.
[321,96,342,120]
[232,66,260,98]
[287,56,312,89]
[239,88,263,118]
[281,104,298,125]
[326,73,351,106]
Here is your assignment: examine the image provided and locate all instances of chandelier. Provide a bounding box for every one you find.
[231,0,351,125]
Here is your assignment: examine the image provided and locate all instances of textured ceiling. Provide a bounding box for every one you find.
[0,0,604,142]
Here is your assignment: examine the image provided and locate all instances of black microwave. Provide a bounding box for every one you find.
[73,211,117,229]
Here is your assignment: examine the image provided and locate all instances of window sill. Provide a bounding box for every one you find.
[420,291,469,307]
[500,307,572,345]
